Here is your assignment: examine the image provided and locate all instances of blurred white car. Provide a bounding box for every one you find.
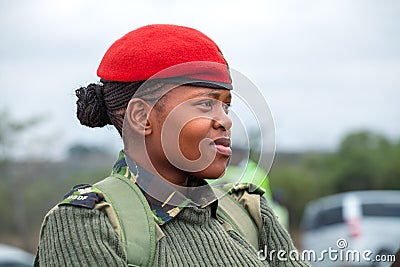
[301,190,400,267]
[0,244,34,267]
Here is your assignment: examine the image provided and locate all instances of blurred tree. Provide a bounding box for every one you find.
[333,131,400,191]
[0,110,113,252]
[0,109,43,250]
[69,144,100,157]
[0,109,42,161]
[269,130,400,236]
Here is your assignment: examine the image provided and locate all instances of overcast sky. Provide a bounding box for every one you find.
[1,0,399,159]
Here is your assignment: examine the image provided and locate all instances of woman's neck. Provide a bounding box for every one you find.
[125,148,189,186]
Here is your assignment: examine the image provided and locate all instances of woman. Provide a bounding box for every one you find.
[35,24,310,266]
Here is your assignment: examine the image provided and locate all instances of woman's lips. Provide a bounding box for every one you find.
[211,137,232,156]
[214,144,232,156]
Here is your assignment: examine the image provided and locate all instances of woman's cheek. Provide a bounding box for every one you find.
[178,120,210,160]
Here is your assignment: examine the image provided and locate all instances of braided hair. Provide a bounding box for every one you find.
[75,80,166,136]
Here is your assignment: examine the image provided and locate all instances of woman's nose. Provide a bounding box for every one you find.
[212,104,232,131]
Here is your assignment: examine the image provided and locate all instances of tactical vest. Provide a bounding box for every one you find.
[61,173,265,267]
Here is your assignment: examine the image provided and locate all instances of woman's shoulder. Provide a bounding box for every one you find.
[38,183,117,242]
[35,202,126,266]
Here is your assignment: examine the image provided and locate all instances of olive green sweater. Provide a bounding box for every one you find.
[35,197,310,267]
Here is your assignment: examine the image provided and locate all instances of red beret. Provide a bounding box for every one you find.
[97,24,232,89]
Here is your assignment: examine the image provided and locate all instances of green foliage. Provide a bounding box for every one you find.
[269,130,400,231]
[68,144,109,159]
[333,131,400,191]
[0,160,112,252]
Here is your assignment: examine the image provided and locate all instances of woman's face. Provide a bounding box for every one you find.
[147,85,232,180]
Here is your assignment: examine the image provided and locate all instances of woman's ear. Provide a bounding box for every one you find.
[125,98,152,136]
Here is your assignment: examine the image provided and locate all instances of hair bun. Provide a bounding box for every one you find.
[75,83,111,128]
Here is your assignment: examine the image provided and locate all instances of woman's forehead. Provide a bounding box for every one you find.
[166,85,232,100]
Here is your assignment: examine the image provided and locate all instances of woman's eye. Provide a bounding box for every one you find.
[223,103,231,114]
[198,99,213,108]
[196,99,230,114]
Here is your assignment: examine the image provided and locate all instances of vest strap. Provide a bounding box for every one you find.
[214,187,260,250]
[94,174,156,267]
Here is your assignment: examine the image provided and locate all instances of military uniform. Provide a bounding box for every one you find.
[35,151,311,266]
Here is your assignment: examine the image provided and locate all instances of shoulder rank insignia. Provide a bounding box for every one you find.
[58,184,104,209]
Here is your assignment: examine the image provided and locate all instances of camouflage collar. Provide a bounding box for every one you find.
[112,150,217,225]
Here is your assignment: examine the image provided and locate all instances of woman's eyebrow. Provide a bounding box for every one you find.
[193,91,221,98]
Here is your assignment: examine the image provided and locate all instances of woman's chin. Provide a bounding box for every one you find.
[195,161,228,180]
